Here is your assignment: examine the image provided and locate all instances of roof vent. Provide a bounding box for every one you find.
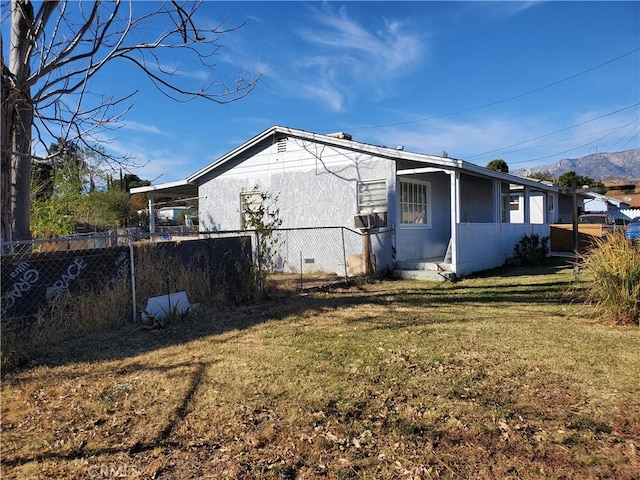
[328,132,352,141]
[397,146,404,151]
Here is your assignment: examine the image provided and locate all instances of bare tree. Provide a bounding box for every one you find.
[1,0,259,242]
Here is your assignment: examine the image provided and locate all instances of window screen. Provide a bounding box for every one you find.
[400,180,430,225]
[357,180,387,213]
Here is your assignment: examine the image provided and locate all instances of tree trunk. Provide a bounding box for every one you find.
[1,68,14,243]
[2,0,34,242]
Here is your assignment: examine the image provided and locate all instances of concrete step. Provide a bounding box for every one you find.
[392,269,455,282]
[395,259,450,271]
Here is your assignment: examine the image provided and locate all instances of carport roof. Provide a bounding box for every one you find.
[130,179,197,198]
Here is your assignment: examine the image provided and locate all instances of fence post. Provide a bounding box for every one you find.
[128,234,138,324]
[341,227,348,284]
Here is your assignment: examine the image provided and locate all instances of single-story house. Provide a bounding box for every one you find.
[157,206,197,222]
[583,192,630,216]
[132,125,567,277]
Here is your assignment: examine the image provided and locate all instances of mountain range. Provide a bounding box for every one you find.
[512,148,640,184]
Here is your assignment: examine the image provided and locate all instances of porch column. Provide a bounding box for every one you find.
[493,180,501,223]
[148,194,156,234]
[523,187,531,224]
[543,192,549,224]
[449,171,460,266]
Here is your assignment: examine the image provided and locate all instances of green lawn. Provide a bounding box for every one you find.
[2,259,639,479]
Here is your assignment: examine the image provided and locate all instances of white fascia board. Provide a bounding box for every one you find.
[130,179,193,194]
[397,167,453,175]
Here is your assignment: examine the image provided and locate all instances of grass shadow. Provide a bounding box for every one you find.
[4,256,581,373]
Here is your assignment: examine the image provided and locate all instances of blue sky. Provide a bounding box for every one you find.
[28,1,640,183]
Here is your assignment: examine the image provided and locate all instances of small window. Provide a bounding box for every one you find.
[548,194,555,213]
[358,180,387,213]
[240,191,263,229]
[400,180,430,225]
[509,194,520,211]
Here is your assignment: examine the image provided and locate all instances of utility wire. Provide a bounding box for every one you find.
[508,117,640,165]
[465,103,640,159]
[478,118,640,158]
[348,47,640,131]
[606,121,640,152]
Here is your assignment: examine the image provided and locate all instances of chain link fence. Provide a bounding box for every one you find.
[1,227,366,334]
[265,227,365,290]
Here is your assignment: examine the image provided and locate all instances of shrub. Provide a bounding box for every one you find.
[578,234,640,325]
[513,233,549,266]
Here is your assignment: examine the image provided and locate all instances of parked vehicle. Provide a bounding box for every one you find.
[625,217,640,241]
[578,213,616,234]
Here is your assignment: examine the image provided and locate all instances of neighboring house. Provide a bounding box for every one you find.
[583,192,630,214]
[583,192,631,222]
[511,186,586,224]
[156,206,198,225]
[157,206,195,222]
[132,125,562,277]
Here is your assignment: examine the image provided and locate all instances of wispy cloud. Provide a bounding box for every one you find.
[280,4,426,110]
[121,120,170,136]
[463,1,541,22]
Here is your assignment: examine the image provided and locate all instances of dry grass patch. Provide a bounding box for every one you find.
[2,259,639,479]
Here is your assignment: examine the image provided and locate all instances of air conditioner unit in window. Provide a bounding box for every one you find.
[354,214,374,230]
[354,212,387,230]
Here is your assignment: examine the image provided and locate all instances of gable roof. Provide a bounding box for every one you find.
[132,125,559,195]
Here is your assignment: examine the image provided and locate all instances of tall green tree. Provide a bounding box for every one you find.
[2,1,259,242]
[486,159,509,173]
[556,171,604,189]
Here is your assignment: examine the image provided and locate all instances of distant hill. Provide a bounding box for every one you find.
[513,148,640,184]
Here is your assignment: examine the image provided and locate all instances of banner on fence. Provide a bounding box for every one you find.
[1,246,131,322]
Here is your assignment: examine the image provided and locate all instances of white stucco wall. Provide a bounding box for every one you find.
[199,136,396,229]
[197,135,397,273]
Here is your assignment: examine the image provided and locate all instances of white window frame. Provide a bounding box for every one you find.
[357,179,387,213]
[399,179,431,227]
[240,190,263,229]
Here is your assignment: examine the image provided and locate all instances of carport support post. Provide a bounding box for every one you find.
[129,234,138,324]
[148,194,156,234]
